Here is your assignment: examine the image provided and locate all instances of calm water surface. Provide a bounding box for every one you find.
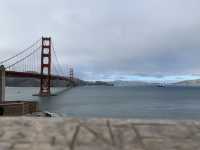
[5,86,200,119]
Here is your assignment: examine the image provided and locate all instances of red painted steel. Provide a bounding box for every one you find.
[5,71,69,81]
[69,68,74,81]
[3,36,79,96]
[40,37,52,96]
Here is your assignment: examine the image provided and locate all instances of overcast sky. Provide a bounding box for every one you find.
[0,0,200,82]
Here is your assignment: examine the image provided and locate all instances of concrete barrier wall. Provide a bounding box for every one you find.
[0,117,199,150]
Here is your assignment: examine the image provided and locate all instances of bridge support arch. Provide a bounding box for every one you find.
[40,37,51,96]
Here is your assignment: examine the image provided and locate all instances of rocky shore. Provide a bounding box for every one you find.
[0,117,199,150]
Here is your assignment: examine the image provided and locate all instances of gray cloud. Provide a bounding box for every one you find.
[0,0,200,80]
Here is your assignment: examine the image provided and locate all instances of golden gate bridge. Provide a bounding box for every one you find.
[0,37,78,97]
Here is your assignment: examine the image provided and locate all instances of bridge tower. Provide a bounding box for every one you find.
[40,37,51,96]
[69,67,74,81]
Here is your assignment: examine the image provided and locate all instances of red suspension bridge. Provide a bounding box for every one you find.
[0,37,78,97]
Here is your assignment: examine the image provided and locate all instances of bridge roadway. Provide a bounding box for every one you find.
[6,71,70,81]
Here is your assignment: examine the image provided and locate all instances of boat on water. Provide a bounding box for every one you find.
[154,82,167,88]
[156,85,166,88]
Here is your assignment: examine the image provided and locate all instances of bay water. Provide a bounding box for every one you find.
[6,86,200,119]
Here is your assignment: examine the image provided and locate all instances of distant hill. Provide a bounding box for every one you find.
[111,80,151,87]
[5,77,112,87]
[6,77,72,87]
[173,79,200,87]
[112,79,200,87]
[81,81,114,86]
[7,77,200,87]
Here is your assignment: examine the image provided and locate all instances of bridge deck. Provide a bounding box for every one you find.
[6,71,69,81]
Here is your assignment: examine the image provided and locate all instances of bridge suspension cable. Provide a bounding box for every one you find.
[0,38,41,65]
[5,46,41,69]
[51,40,66,76]
[0,36,77,96]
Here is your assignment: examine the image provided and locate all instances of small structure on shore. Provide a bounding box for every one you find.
[0,101,39,116]
[0,65,39,116]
